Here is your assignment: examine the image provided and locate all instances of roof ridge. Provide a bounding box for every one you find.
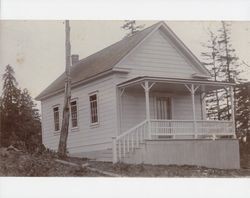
[123,21,162,39]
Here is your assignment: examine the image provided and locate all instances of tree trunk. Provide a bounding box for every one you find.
[215,90,220,120]
[58,80,71,157]
[58,20,71,157]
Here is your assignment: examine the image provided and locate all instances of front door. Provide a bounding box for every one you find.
[153,96,172,138]
[155,96,172,120]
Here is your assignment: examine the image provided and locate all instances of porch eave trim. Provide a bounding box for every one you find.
[117,76,235,89]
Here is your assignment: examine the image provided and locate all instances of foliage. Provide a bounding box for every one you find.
[235,83,250,139]
[121,20,145,37]
[217,22,243,83]
[217,22,244,120]
[201,31,223,120]
[1,65,21,145]
[0,65,42,150]
[201,21,250,149]
[201,22,244,120]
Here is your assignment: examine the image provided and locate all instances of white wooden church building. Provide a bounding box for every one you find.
[36,21,240,169]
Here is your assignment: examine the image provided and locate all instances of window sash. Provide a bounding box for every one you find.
[53,107,60,131]
[89,94,98,124]
[70,101,78,128]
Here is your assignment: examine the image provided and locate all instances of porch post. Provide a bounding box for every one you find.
[201,85,207,120]
[118,88,125,135]
[191,84,198,137]
[230,86,236,137]
[145,81,151,139]
[112,137,117,163]
[185,84,198,137]
[141,81,156,139]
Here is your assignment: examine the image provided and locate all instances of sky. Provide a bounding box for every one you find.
[0,20,250,102]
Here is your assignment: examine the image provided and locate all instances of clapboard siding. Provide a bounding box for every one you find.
[172,94,202,120]
[41,74,116,153]
[120,91,146,133]
[116,28,202,79]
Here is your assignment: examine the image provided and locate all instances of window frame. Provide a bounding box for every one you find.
[52,105,60,132]
[89,91,99,127]
[70,98,79,131]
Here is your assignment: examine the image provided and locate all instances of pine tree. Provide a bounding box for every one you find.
[201,30,223,120]
[1,65,21,145]
[0,97,3,146]
[217,21,243,120]
[19,89,42,149]
[235,83,250,138]
[1,65,42,149]
[201,22,244,123]
[121,20,144,37]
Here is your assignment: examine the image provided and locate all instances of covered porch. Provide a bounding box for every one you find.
[116,76,236,140]
[112,77,236,163]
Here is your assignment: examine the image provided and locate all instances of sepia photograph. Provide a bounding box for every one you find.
[0,20,250,177]
[1,0,250,197]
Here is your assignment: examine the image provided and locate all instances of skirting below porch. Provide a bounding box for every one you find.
[122,139,240,169]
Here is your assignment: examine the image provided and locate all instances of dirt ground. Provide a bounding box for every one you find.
[0,148,100,176]
[1,147,250,177]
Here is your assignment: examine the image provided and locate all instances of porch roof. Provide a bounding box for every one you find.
[117,76,235,92]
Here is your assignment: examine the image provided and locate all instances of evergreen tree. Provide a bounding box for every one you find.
[0,97,3,145]
[202,22,244,122]
[1,65,41,149]
[217,21,243,120]
[121,20,145,37]
[1,65,21,145]
[19,89,42,148]
[218,22,242,83]
[235,83,250,138]
[201,30,223,120]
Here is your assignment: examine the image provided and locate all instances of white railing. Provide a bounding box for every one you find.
[151,119,194,137]
[196,120,234,137]
[150,119,235,139]
[112,119,235,163]
[113,120,148,162]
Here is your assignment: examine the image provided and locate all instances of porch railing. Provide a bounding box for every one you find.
[150,119,235,139]
[112,119,235,163]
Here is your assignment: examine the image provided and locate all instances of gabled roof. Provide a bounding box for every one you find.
[36,21,210,100]
[36,22,161,100]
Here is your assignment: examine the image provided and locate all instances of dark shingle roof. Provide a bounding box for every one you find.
[36,22,161,100]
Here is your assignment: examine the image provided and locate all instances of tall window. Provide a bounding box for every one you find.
[89,93,98,124]
[53,106,60,131]
[70,100,78,128]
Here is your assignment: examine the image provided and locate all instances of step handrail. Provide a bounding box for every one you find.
[117,120,148,140]
[113,120,148,163]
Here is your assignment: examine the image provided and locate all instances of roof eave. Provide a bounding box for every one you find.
[35,68,129,101]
